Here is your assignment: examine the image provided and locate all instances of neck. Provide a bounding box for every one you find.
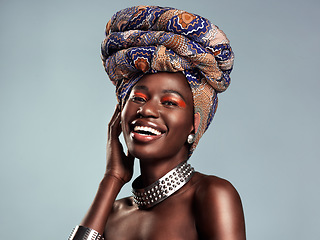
[132,161,194,209]
[138,148,189,187]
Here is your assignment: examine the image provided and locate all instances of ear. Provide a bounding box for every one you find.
[193,112,200,134]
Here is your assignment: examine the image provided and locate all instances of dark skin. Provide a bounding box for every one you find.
[80,72,246,240]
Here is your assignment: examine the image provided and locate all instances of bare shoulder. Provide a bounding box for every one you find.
[194,173,242,204]
[105,197,137,235]
[193,173,246,239]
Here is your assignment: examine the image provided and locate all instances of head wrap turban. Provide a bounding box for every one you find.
[101,6,234,156]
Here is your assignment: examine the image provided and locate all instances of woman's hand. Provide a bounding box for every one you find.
[105,104,135,184]
[79,105,134,234]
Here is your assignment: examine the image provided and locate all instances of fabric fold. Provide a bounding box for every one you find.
[101,6,234,155]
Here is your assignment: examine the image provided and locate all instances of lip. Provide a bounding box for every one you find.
[130,119,166,143]
[130,131,164,143]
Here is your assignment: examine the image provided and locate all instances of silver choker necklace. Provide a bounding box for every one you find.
[132,161,194,209]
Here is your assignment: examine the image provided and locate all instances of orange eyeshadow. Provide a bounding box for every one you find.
[134,92,148,99]
[162,96,186,108]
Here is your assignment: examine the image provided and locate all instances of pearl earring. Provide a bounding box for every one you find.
[187,134,195,144]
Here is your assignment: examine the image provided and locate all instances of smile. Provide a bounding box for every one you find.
[133,126,162,136]
[130,120,166,143]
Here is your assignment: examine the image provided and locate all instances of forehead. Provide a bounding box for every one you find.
[133,72,192,98]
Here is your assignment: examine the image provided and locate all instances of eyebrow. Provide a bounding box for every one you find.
[133,85,148,91]
[162,90,186,101]
[133,86,186,101]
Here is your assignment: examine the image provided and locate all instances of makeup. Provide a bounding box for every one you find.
[162,96,186,108]
[132,92,148,101]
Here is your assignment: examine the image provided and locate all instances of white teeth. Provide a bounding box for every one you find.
[134,126,161,136]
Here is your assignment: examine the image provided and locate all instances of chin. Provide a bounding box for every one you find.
[128,145,163,161]
[127,142,189,163]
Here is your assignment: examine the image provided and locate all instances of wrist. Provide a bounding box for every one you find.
[103,171,127,186]
[80,174,124,233]
[99,173,125,193]
[68,225,104,240]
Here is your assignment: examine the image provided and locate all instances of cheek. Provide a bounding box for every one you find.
[167,110,194,134]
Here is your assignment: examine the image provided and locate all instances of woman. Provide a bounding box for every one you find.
[69,6,245,240]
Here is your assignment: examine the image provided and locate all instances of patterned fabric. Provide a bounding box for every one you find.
[101,6,234,156]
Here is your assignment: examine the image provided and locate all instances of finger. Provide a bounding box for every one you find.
[108,105,121,131]
[108,105,122,137]
[109,104,120,126]
[113,109,122,136]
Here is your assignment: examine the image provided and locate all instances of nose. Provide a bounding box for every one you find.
[137,100,159,118]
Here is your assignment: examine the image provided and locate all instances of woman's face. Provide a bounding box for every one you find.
[121,72,194,161]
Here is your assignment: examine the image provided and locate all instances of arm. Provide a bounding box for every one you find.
[194,176,246,240]
[71,105,134,237]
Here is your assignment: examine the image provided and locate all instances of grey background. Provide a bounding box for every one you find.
[1,0,319,239]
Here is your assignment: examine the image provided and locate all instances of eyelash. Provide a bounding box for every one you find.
[131,94,184,108]
[132,96,146,101]
[162,99,178,106]
[131,93,147,103]
[162,97,186,108]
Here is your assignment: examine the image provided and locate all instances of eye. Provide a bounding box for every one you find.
[161,96,186,108]
[131,92,148,103]
[132,96,146,102]
[162,100,178,106]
